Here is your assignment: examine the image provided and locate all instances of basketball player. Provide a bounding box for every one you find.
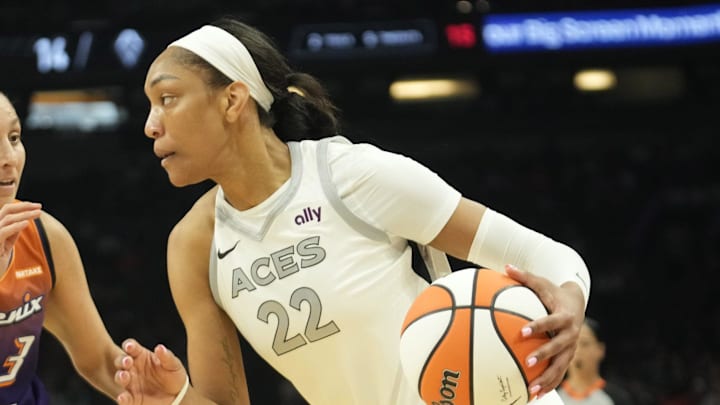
[113,18,591,405]
[558,318,635,405]
[0,92,124,404]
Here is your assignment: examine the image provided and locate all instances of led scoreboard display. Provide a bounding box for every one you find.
[288,19,438,60]
[0,27,165,87]
[2,3,718,89]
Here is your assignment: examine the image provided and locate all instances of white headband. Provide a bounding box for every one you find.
[168,25,274,112]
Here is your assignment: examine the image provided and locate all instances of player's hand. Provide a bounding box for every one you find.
[505,264,585,399]
[114,338,189,405]
[0,201,42,267]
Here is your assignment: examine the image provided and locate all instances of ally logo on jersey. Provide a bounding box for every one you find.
[0,292,44,326]
[294,206,321,225]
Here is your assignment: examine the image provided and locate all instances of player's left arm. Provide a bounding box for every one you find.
[429,197,588,397]
[333,145,589,395]
[40,211,124,399]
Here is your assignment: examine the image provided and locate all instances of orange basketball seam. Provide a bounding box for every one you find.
[469,268,483,402]
[489,284,536,403]
[401,308,453,334]
[417,285,457,398]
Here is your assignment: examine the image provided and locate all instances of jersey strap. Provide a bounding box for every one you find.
[416,244,452,281]
[316,136,389,243]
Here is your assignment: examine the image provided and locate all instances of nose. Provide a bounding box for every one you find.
[0,138,18,167]
[144,109,164,139]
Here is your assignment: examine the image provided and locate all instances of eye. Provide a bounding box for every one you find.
[9,132,21,144]
[161,95,176,106]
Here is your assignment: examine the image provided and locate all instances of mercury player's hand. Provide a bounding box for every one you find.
[0,201,42,267]
[505,264,585,399]
[114,338,188,405]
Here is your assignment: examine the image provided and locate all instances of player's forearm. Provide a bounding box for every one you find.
[74,344,125,399]
[560,281,586,322]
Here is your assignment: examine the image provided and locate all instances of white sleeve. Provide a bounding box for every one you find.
[469,208,591,306]
[328,142,462,245]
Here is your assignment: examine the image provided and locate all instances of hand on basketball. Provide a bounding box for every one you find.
[0,201,42,268]
[505,264,585,399]
[114,338,189,405]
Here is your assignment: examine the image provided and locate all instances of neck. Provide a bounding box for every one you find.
[216,128,291,210]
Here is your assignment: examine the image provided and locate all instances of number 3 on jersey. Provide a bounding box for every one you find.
[258,287,340,356]
[0,336,35,387]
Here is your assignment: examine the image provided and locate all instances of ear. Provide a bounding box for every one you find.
[223,81,251,123]
[598,342,606,360]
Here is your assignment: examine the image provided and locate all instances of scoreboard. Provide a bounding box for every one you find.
[1,2,719,89]
[0,26,174,88]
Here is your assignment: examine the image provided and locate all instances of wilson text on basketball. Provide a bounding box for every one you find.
[432,369,461,405]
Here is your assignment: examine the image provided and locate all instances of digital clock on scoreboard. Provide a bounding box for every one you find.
[0,27,160,86]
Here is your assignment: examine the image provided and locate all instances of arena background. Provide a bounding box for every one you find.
[1,0,719,403]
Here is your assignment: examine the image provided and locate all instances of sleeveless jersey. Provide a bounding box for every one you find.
[210,138,435,404]
[0,218,54,405]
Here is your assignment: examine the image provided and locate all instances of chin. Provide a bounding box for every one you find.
[168,176,191,188]
[167,173,203,188]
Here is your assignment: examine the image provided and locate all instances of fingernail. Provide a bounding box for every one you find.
[521,327,532,337]
[527,357,537,367]
[538,392,545,400]
[506,264,519,271]
[123,342,133,351]
[530,385,541,394]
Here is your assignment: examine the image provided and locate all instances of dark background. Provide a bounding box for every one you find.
[1,0,719,404]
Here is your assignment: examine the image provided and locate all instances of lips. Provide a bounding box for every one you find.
[154,146,175,160]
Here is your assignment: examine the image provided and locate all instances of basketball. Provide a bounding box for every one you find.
[399,268,551,405]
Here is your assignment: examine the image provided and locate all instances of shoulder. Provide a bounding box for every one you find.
[326,138,396,164]
[36,210,73,246]
[169,185,217,253]
[324,138,424,180]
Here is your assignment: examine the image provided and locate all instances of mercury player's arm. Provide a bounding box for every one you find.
[429,198,587,397]
[39,211,125,399]
[115,338,190,405]
[0,201,42,269]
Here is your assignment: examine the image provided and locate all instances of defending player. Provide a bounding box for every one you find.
[0,91,124,404]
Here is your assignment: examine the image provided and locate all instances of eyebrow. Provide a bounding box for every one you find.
[148,73,181,88]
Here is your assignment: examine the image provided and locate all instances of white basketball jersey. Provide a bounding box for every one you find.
[210,137,430,405]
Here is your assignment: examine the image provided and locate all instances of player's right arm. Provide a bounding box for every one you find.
[116,187,250,405]
[167,188,250,405]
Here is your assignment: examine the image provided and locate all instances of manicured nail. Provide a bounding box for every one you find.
[527,357,537,367]
[506,264,519,271]
[521,327,532,337]
[530,385,541,394]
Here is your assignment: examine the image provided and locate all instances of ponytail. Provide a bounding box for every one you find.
[269,72,341,141]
